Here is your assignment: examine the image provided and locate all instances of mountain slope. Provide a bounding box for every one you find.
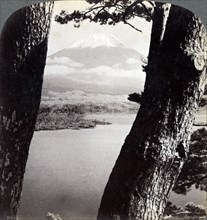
[48,34,143,68]
[70,34,125,48]
[44,34,146,95]
[48,47,142,68]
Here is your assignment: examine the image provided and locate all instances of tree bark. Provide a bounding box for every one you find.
[0,2,53,219]
[98,3,206,220]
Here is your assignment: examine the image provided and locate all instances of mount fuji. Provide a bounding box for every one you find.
[43,34,146,95]
[70,34,125,48]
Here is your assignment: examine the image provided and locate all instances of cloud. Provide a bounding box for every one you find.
[44,62,145,84]
[76,65,145,79]
[44,64,77,76]
[126,58,142,65]
[46,57,84,68]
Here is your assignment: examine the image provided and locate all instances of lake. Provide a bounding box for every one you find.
[18,113,206,220]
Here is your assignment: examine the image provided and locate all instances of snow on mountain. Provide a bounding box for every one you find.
[70,34,125,49]
[48,35,143,68]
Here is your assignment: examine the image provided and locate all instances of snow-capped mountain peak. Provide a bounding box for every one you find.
[70,34,125,49]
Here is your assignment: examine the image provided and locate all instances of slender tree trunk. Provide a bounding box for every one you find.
[98,3,206,220]
[0,2,53,219]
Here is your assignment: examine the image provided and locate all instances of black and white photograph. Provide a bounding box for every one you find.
[0,0,206,220]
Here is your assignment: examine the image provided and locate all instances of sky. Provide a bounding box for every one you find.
[47,1,152,57]
[44,1,152,94]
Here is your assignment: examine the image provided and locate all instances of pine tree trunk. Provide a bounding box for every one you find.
[0,2,53,219]
[98,3,206,220]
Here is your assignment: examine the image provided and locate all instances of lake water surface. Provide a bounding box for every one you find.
[18,114,206,220]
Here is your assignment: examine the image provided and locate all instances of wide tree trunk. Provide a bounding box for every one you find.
[0,2,53,219]
[98,3,206,220]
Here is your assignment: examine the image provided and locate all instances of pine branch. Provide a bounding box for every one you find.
[55,0,154,31]
[122,19,142,32]
[173,175,207,191]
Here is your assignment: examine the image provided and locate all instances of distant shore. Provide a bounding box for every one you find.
[35,115,111,131]
[35,100,206,131]
[34,103,119,131]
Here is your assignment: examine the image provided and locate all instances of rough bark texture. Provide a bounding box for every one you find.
[0,2,53,219]
[98,3,206,220]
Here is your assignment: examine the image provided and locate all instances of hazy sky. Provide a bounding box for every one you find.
[48,1,152,56]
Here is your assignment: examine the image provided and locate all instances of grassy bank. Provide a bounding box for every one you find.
[35,103,112,131]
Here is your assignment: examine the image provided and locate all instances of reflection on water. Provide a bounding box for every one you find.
[18,114,206,219]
